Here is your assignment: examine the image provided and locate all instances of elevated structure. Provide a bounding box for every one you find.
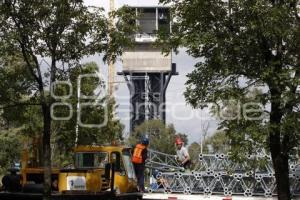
[119,6,177,132]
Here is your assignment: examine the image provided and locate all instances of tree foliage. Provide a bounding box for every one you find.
[209,88,269,156]
[188,131,230,169]
[0,54,34,109]
[0,54,42,174]
[51,62,124,166]
[128,120,188,155]
[0,128,23,175]
[159,0,299,199]
[203,131,231,154]
[0,61,125,170]
[0,0,135,196]
[187,142,201,169]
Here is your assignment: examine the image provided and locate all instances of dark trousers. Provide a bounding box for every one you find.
[183,160,191,169]
[133,163,145,192]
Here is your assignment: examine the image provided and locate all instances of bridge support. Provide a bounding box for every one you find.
[118,64,177,132]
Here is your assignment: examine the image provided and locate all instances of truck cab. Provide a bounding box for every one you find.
[58,145,138,194]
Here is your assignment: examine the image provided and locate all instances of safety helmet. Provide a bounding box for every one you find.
[175,137,183,145]
[141,136,149,145]
[152,169,160,178]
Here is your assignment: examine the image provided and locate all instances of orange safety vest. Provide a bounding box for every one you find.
[132,144,146,164]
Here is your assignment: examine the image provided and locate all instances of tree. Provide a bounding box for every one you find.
[0,128,23,176]
[203,131,230,154]
[128,120,188,155]
[188,131,230,169]
[159,0,300,199]
[200,121,210,154]
[52,62,124,166]
[0,54,41,174]
[0,61,125,170]
[209,89,269,158]
[0,54,36,130]
[0,0,135,198]
[188,142,201,169]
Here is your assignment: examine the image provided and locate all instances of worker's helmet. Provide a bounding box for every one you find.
[141,136,149,145]
[175,137,183,145]
[152,169,160,178]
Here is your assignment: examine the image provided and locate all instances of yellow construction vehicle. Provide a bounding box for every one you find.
[57,145,138,194]
[1,141,142,200]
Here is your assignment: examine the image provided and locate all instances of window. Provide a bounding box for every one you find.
[158,8,170,33]
[136,8,171,35]
[138,8,156,34]
[111,152,125,174]
[75,152,108,168]
[122,149,136,179]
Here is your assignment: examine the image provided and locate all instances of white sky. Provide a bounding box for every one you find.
[84,0,162,10]
[83,0,218,144]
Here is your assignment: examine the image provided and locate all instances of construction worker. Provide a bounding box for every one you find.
[150,169,170,191]
[175,137,191,169]
[132,136,149,192]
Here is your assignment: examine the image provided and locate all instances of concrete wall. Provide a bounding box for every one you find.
[122,44,171,72]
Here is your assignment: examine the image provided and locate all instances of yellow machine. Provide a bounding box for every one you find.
[58,145,138,194]
[18,144,138,195]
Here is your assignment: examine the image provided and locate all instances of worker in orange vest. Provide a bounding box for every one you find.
[132,136,149,192]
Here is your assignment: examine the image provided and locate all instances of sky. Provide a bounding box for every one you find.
[82,0,219,144]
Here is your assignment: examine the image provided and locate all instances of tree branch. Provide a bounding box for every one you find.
[0,102,41,110]
[8,2,43,89]
[9,1,47,105]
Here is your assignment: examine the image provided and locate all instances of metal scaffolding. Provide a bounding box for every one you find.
[146,149,300,197]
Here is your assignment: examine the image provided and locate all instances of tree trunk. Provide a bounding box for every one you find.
[269,87,291,200]
[271,151,291,200]
[42,104,52,200]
